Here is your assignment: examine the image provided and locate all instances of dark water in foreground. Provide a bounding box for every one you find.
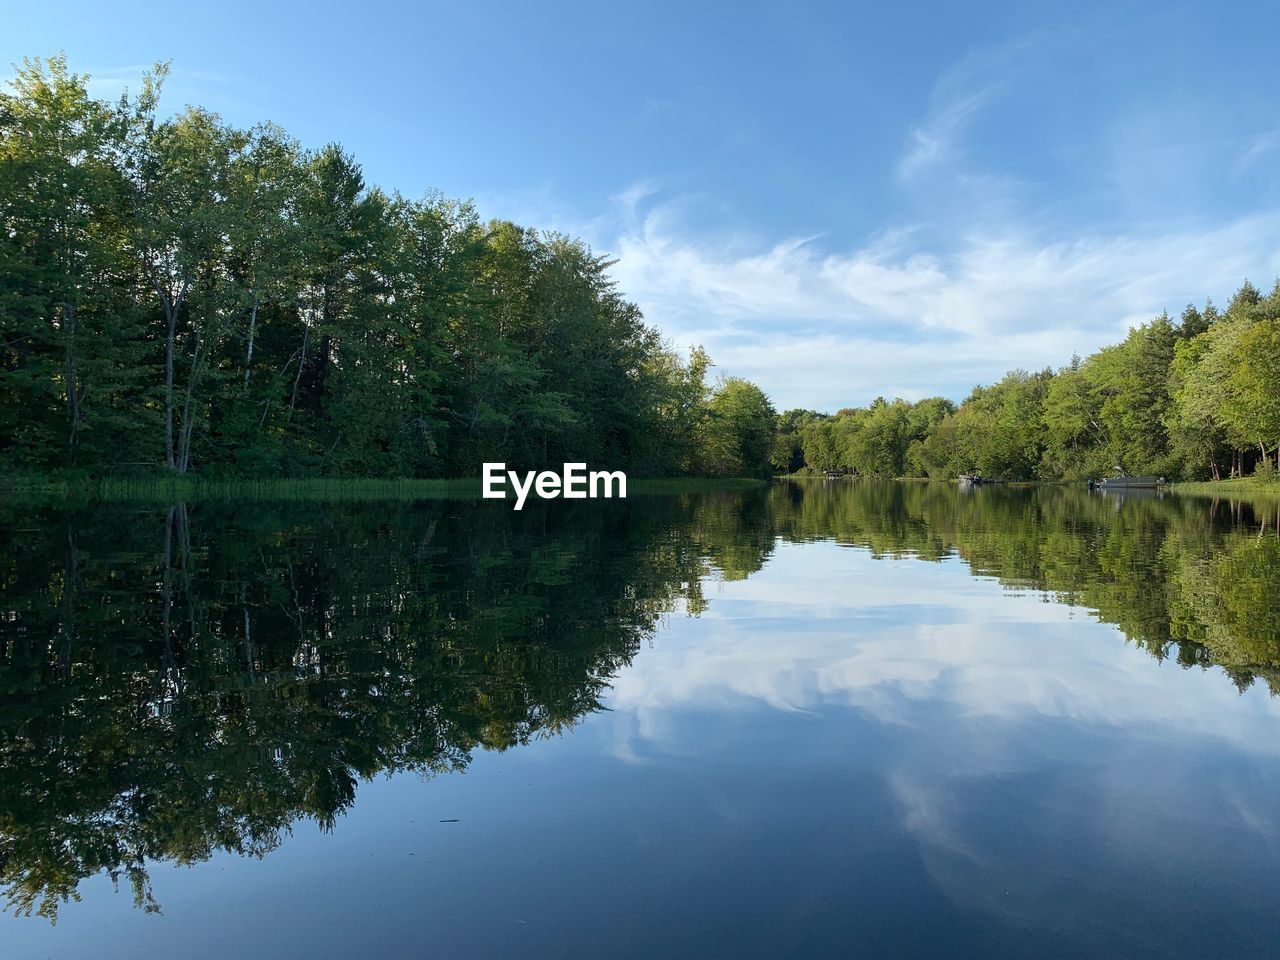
[4,481,1280,959]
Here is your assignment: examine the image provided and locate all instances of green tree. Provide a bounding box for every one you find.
[702,377,777,477]
[0,56,148,471]
[772,408,825,473]
[1221,319,1280,471]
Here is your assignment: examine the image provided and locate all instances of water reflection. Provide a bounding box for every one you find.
[1,482,1277,932]
[771,482,1280,690]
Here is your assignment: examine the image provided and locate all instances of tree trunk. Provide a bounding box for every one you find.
[177,328,204,473]
[315,284,334,416]
[148,271,189,471]
[244,287,259,387]
[164,303,177,470]
[286,319,310,425]
[63,302,80,461]
[315,333,332,416]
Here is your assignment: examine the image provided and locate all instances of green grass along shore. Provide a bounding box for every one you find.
[0,475,767,504]
[1170,475,1280,499]
[3,472,1275,505]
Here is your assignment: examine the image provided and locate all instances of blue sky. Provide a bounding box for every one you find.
[8,0,1280,411]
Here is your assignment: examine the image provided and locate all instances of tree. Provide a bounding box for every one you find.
[702,378,777,477]
[128,94,243,472]
[1222,318,1280,470]
[0,56,147,471]
[772,409,825,474]
[1168,282,1280,479]
[1040,357,1103,480]
[1084,315,1178,476]
[844,399,909,478]
[800,417,840,473]
[1167,333,1229,480]
[643,344,712,475]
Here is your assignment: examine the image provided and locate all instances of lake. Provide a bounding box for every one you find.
[4,481,1280,959]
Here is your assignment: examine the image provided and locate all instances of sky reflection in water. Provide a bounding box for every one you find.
[5,483,1280,959]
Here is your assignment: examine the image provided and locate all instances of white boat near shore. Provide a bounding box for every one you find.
[1095,475,1164,489]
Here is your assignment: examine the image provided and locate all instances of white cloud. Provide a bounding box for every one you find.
[432,30,1280,414]
[605,542,1280,751]
[600,193,1280,410]
[895,35,1041,181]
[1234,129,1280,175]
[595,541,1280,935]
[612,179,661,217]
[899,88,994,179]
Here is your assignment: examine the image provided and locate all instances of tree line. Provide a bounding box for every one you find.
[0,56,778,481]
[8,56,1279,487]
[777,282,1280,482]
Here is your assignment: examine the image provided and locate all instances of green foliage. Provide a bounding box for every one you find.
[0,55,154,470]
[779,283,1280,483]
[0,56,771,480]
[771,408,825,473]
[1223,319,1280,459]
[700,377,777,478]
[6,56,1278,486]
[1167,284,1280,478]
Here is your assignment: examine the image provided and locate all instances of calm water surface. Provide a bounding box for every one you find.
[4,481,1280,958]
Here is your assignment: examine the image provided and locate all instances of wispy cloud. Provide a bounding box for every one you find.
[405,25,1280,413]
[1234,129,1280,175]
[896,35,1040,181]
[601,188,1280,410]
[899,88,994,179]
[613,179,661,217]
[73,62,237,104]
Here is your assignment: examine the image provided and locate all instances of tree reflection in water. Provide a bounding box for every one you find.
[1,482,1276,919]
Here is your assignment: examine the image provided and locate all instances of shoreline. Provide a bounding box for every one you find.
[6,472,1277,504]
[1170,477,1280,499]
[0,475,767,504]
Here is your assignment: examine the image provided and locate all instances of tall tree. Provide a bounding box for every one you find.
[127,92,242,471]
[0,56,145,470]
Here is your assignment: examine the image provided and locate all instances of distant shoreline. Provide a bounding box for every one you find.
[780,473,1280,500]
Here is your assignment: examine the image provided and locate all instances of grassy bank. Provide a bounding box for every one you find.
[1170,476,1280,499]
[0,475,766,505]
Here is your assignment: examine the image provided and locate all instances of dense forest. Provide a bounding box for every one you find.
[0,56,777,481]
[776,284,1280,482]
[5,56,1279,486]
